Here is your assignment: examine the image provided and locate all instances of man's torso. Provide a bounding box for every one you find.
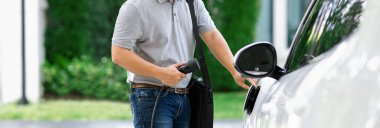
[112,0,214,88]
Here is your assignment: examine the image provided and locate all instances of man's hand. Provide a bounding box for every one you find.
[112,45,186,87]
[155,63,186,87]
[233,72,258,90]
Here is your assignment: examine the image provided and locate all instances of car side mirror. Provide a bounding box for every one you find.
[234,42,285,80]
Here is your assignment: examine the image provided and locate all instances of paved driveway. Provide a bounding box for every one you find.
[0,120,242,128]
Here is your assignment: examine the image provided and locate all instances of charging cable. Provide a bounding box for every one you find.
[151,86,167,128]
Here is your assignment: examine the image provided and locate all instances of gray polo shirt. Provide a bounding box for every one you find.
[112,0,215,88]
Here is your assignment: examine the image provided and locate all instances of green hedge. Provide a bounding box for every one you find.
[44,0,127,100]
[43,56,129,101]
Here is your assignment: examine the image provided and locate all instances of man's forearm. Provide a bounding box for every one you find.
[111,45,163,79]
[201,28,238,76]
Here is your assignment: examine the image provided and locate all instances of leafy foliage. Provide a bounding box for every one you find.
[44,0,128,100]
[43,56,129,101]
[45,0,125,65]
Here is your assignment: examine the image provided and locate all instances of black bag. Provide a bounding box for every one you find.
[188,77,213,128]
[186,0,214,128]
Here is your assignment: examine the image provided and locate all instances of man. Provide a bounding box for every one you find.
[111,0,256,127]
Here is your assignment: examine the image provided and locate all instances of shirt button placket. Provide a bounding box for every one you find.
[172,3,178,22]
[173,4,176,17]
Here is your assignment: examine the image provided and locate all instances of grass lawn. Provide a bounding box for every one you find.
[214,92,246,119]
[0,92,246,121]
[0,100,131,121]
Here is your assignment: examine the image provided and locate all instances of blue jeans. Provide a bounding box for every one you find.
[130,88,191,128]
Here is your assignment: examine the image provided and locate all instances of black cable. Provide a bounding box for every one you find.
[151,86,166,128]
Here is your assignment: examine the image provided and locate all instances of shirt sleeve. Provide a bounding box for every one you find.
[195,0,216,34]
[112,3,143,50]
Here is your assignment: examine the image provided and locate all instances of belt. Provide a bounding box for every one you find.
[131,83,189,94]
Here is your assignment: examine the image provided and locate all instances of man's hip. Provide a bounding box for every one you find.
[131,83,189,94]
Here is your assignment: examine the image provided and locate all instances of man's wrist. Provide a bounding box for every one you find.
[227,67,240,77]
[231,70,244,80]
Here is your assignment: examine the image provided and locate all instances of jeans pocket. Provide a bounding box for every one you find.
[134,89,169,109]
[134,89,168,99]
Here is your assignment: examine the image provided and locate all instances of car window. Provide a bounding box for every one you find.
[285,0,366,72]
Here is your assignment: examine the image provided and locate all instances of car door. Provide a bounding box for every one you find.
[243,0,366,127]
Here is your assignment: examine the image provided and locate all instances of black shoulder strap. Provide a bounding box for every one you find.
[186,0,211,88]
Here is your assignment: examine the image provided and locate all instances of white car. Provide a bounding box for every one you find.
[234,0,380,128]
